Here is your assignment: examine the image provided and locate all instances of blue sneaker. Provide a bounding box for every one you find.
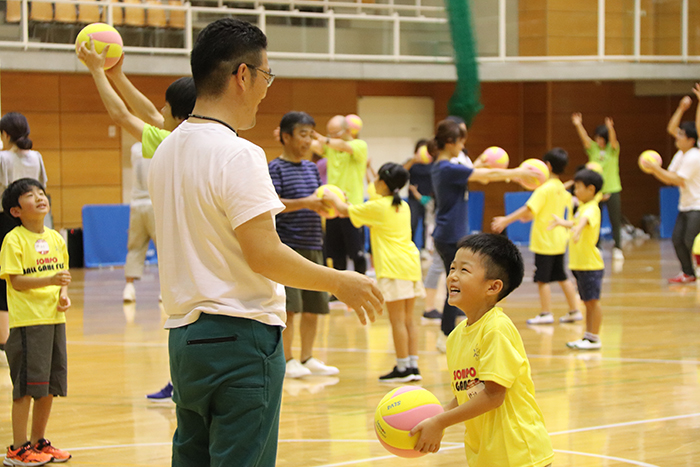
[146,382,173,402]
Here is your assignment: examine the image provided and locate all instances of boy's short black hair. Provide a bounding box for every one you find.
[573,169,604,194]
[680,121,698,147]
[456,233,524,301]
[279,111,315,144]
[191,18,268,98]
[594,125,609,144]
[2,178,46,225]
[543,147,568,175]
[165,77,197,120]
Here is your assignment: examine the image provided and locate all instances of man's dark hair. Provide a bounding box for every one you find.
[279,111,315,144]
[574,168,604,194]
[191,18,268,97]
[594,124,609,144]
[2,178,46,225]
[456,233,524,301]
[543,147,569,175]
[165,77,197,120]
[680,121,698,147]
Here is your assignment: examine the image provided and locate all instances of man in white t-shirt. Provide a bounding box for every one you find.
[645,94,700,284]
[148,18,383,467]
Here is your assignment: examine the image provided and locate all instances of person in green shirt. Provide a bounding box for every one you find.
[571,113,624,261]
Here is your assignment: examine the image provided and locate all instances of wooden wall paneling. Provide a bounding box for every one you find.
[127,75,179,109]
[290,80,357,115]
[60,112,121,149]
[548,37,598,56]
[41,149,62,187]
[1,72,60,112]
[60,75,118,113]
[257,79,294,115]
[357,81,430,98]
[60,186,123,226]
[21,112,61,150]
[431,83,455,123]
[49,188,62,230]
[550,81,609,113]
[61,149,122,186]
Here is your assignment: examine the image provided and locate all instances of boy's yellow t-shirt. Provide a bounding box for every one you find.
[569,199,604,271]
[324,139,368,205]
[347,196,421,281]
[526,178,572,255]
[142,123,171,159]
[446,307,554,467]
[0,226,69,328]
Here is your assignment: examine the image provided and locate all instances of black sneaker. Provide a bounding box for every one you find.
[410,367,422,381]
[422,309,442,320]
[379,366,414,383]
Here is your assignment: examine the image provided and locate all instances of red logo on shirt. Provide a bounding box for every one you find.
[34,239,49,255]
[453,367,477,380]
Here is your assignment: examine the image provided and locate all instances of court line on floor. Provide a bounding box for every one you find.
[549,412,700,436]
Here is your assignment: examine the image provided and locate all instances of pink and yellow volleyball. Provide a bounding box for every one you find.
[638,150,662,174]
[75,23,123,70]
[315,184,346,219]
[478,146,509,168]
[346,114,363,137]
[518,158,549,190]
[374,386,444,458]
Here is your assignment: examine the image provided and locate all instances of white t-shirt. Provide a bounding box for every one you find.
[668,147,700,211]
[148,122,286,329]
[130,142,152,206]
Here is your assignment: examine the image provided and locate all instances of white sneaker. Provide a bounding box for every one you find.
[436,333,447,353]
[123,283,136,302]
[527,312,554,325]
[302,357,339,376]
[613,248,624,261]
[567,338,601,350]
[559,310,583,323]
[285,359,312,379]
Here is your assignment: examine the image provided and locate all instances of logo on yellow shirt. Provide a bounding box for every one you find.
[34,239,49,255]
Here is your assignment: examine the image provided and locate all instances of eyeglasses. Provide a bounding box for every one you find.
[234,63,275,88]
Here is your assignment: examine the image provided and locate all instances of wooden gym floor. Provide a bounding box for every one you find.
[0,239,698,466]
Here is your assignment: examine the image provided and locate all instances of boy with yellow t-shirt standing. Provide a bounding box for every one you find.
[0,178,72,465]
[550,169,605,350]
[410,233,553,467]
[492,148,581,324]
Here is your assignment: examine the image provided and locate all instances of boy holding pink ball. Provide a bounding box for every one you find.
[409,234,553,467]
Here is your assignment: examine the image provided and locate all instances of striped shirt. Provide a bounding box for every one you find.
[268,158,323,250]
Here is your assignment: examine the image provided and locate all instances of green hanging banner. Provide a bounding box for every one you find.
[443,0,482,127]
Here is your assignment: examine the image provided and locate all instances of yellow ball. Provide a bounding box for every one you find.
[479,146,509,168]
[374,386,444,458]
[417,145,432,164]
[585,161,603,174]
[346,114,363,137]
[75,23,123,70]
[638,150,662,174]
[315,184,346,219]
[518,158,550,190]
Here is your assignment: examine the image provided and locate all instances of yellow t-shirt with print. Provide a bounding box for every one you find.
[526,178,572,255]
[569,199,604,271]
[0,226,69,328]
[325,139,368,205]
[446,307,553,467]
[347,196,421,281]
[142,123,171,159]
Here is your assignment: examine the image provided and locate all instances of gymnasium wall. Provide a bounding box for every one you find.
[0,71,690,231]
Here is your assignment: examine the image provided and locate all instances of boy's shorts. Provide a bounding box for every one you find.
[6,324,67,400]
[377,278,426,303]
[572,269,604,301]
[533,254,567,283]
[285,248,329,315]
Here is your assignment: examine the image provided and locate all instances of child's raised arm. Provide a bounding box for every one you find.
[410,381,507,454]
[571,112,593,150]
[667,96,692,138]
[469,166,529,184]
[491,205,533,234]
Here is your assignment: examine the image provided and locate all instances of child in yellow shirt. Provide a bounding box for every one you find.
[550,169,605,349]
[492,148,581,325]
[410,233,553,467]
